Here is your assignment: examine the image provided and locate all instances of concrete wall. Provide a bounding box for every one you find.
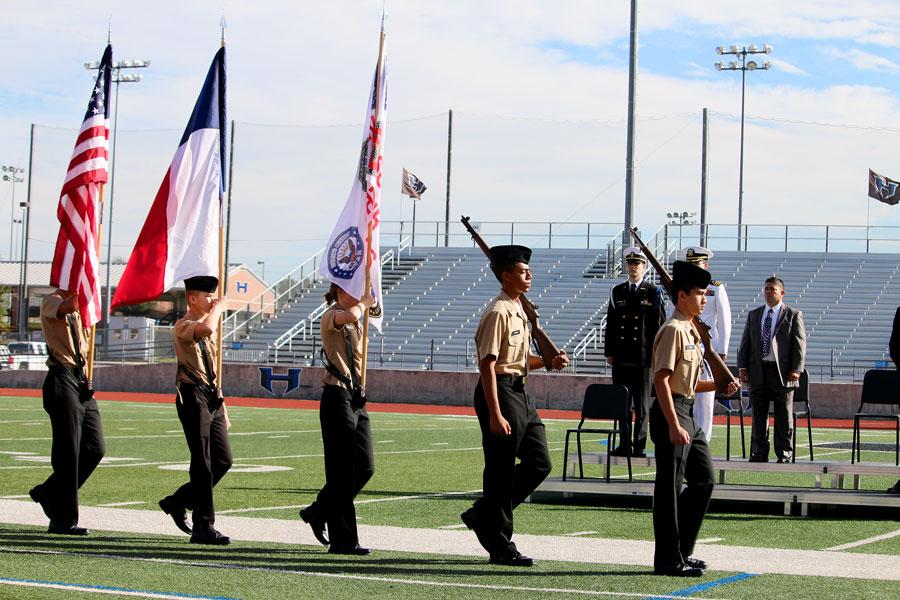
[0,363,890,419]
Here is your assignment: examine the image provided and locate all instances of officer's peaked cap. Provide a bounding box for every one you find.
[623,246,647,263]
[672,260,711,290]
[684,246,713,262]
[184,275,219,293]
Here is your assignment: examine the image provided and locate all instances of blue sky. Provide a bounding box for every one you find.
[3,1,900,278]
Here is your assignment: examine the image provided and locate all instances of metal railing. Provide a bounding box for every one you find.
[383,220,623,249]
[664,223,900,254]
[223,249,324,342]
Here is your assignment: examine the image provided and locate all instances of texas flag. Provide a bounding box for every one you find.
[112,48,226,308]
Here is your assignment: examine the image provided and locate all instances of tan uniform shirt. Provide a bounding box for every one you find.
[651,310,703,398]
[320,304,363,389]
[475,290,530,376]
[40,293,89,369]
[174,317,219,387]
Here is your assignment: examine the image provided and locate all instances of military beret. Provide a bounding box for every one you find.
[672,260,711,290]
[184,275,219,293]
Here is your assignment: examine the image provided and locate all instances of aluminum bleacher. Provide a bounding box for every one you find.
[224,243,900,380]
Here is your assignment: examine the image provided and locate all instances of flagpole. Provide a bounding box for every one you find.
[360,25,386,390]
[87,182,106,382]
[216,35,227,386]
[866,196,871,253]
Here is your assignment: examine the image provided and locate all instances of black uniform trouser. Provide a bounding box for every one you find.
[170,384,233,531]
[750,362,794,460]
[470,375,552,557]
[649,396,715,569]
[34,368,105,527]
[306,385,375,548]
[612,364,651,453]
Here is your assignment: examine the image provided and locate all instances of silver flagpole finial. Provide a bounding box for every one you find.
[107,16,112,43]
[220,13,227,46]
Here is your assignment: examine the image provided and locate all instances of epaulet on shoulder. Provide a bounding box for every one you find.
[710,280,723,286]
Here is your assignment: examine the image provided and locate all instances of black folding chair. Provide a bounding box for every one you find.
[715,388,747,461]
[852,369,900,466]
[563,383,632,482]
[791,370,813,463]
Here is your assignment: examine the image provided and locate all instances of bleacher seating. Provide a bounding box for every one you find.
[225,246,900,379]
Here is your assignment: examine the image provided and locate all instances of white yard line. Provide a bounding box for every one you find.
[0,578,233,600]
[0,549,727,600]
[825,527,900,551]
[563,531,598,537]
[98,501,146,508]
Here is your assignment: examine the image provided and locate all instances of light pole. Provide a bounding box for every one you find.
[257,260,265,282]
[85,57,149,351]
[715,43,772,250]
[667,211,697,250]
[2,165,24,260]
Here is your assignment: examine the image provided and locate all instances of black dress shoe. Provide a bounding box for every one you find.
[48,522,89,536]
[685,556,708,570]
[748,454,768,463]
[190,528,230,545]
[632,450,647,458]
[300,507,329,546]
[29,486,53,520]
[489,551,534,567]
[159,497,192,535]
[776,457,787,464]
[328,544,370,555]
[653,563,704,577]
[887,481,900,494]
[609,446,632,457]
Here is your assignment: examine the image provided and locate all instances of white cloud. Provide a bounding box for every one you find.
[768,58,810,77]
[824,47,900,72]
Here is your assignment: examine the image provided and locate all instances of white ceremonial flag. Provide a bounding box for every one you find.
[320,32,387,333]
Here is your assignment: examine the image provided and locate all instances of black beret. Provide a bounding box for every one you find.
[672,260,711,290]
[184,275,219,293]
[489,245,532,282]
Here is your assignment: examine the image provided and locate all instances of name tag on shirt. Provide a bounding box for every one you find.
[685,344,697,350]
[512,330,521,336]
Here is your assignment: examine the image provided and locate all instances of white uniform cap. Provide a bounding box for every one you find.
[684,246,714,262]
[623,246,647,263]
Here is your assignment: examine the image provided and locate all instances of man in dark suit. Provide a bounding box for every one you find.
[888,307,900,494]
[737,276,807,463]
[604,246,666,457]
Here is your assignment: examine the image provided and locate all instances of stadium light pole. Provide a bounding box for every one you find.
[667,211,697,250]
[85,57,150,352]
[257,260,265,282]
[2,165,25,260]
[715,43,772,251]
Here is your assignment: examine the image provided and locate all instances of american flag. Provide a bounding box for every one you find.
[50,44,112,328]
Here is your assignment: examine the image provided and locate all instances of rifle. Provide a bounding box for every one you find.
[460,216,563,371]
[628,227,737,394]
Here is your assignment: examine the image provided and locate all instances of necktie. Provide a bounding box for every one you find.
[761,308,774,357]
[630,283,637,295]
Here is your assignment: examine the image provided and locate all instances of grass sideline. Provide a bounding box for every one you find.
[0,394,898,598]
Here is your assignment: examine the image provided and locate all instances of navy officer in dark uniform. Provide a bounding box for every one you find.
[604,246,665,457]
[461,245,568,567]
[650,261,740,576]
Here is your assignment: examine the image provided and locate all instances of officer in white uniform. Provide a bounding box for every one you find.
[683,247,731,443]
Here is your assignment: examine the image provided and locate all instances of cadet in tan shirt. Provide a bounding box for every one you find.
[649,261,739,578]
[158,275,233,545]
[299,282,375,556]
[461,245,568,568]
[29,289,105,536]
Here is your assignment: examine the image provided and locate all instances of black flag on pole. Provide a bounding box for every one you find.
[868,169,900,205]
[401,168,427,199]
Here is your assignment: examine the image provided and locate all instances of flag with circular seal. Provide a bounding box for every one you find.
[320,33,387,333]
